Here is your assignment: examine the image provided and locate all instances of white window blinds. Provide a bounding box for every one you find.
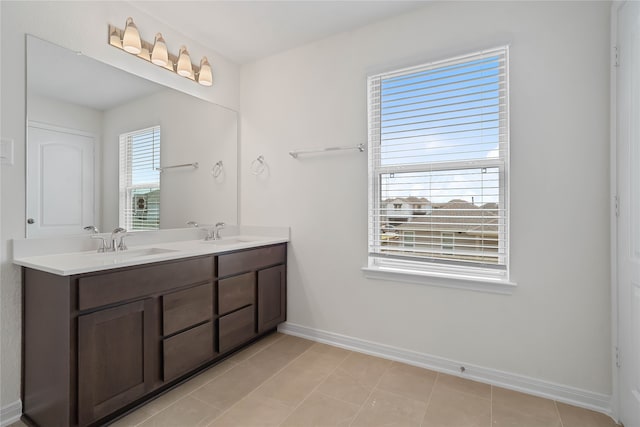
[119,126,161,231]
[368,47,509,277]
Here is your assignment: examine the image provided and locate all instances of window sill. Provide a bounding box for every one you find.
[361,266,517,295]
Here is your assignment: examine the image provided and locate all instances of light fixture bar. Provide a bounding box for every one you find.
[108,22,212,86]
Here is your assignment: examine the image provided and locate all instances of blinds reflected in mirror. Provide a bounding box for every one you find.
[119,126,161,231]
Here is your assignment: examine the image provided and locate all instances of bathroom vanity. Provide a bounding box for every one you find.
[16,236,287,427]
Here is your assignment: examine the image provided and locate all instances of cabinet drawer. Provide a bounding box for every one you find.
[218,244,286,278]
[218,273,254,316]
[163,283,213,336]
[219,305,256,353]
[79,256,214,311]
[163,321,214,381]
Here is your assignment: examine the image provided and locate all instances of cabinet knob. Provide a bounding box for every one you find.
[27,218,35,224]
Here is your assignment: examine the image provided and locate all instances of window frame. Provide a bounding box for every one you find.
[363,47,515,293]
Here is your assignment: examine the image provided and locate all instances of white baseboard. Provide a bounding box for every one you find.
[0,400,22,427]
[278,322,613,417]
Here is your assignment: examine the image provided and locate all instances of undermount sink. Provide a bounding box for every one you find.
[201,237,257,245]
[115,247,178,258]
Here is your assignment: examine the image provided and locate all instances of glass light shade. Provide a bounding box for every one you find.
[176,46,193,77]
[151,33,168,66]
[198,57,213,86]
[122,17,142,54]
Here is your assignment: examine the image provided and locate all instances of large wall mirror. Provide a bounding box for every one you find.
[25,35,238,238]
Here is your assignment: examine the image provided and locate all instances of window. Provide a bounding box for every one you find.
[119,126,161,230]
[403,231,416,248]
[367,47,509,283]
[441,232,455,253]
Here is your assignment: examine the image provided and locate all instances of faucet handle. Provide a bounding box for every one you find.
[117,233,133,251]
[90,235,109,253]
[203,227,215,241]
[214,222,226,240]
[84,225,100,234]
[186,221,199,228]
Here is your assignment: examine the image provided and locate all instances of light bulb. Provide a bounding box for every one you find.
[151,33,168,66]
[122,17,142,54]
[198,57,213,86]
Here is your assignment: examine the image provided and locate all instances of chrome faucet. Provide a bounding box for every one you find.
[203,222,225,241]
[89,227,128,253]
[214,222,225,240]
[110,227,127,252]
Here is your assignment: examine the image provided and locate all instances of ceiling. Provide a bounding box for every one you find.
[27,1,430,111]
[129,1,430,64]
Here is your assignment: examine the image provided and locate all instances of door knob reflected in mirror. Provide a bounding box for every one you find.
[27,218,35,224]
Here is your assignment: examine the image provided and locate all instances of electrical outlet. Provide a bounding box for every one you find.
[0,138,14,166]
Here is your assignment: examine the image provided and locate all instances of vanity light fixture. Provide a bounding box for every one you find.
[176,46,193,77]
[122,17,142,54]
[151,33,168,66]
[109,27,121,48]
[108,18,213,86]
[198,57,213,86]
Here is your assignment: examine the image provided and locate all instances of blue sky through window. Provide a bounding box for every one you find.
[378,55,503,205]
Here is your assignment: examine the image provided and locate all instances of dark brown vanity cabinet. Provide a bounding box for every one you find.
[217,244,287,353]
[258,264,287,333]
[22,243,286,427]
[161,283,216,381]
[77,299,157,426]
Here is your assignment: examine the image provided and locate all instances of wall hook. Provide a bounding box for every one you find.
[211,160,223,177]
[250,155,266,175]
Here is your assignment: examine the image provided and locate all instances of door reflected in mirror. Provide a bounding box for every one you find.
[26,35,238,238]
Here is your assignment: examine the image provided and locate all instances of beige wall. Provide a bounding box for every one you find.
[0,0,613,418]
[240,0,611,396]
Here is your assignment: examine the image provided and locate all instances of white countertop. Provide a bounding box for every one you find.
[12,227,289,276]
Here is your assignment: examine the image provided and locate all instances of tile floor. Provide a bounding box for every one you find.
[11,332,620,427]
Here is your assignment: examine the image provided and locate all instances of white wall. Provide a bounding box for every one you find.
[0,0,240,411]
[102,89,238,230]
[240,0,612,398]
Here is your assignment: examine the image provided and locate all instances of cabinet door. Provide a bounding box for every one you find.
[257,264,286,333]
[78,299,156,426]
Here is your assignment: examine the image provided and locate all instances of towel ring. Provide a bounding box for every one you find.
[211,161,223,177]
[251,155,266,175]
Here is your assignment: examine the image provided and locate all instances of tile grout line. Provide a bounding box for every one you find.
[490,384,493,427]
[275,347,354,426]
[198,335,302,425]
[554,400,566,427]
[130,358,241,426]
[131,333,286,426]
[419,371,440,427]
[346,358,394,427]
[200,338,330,426]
